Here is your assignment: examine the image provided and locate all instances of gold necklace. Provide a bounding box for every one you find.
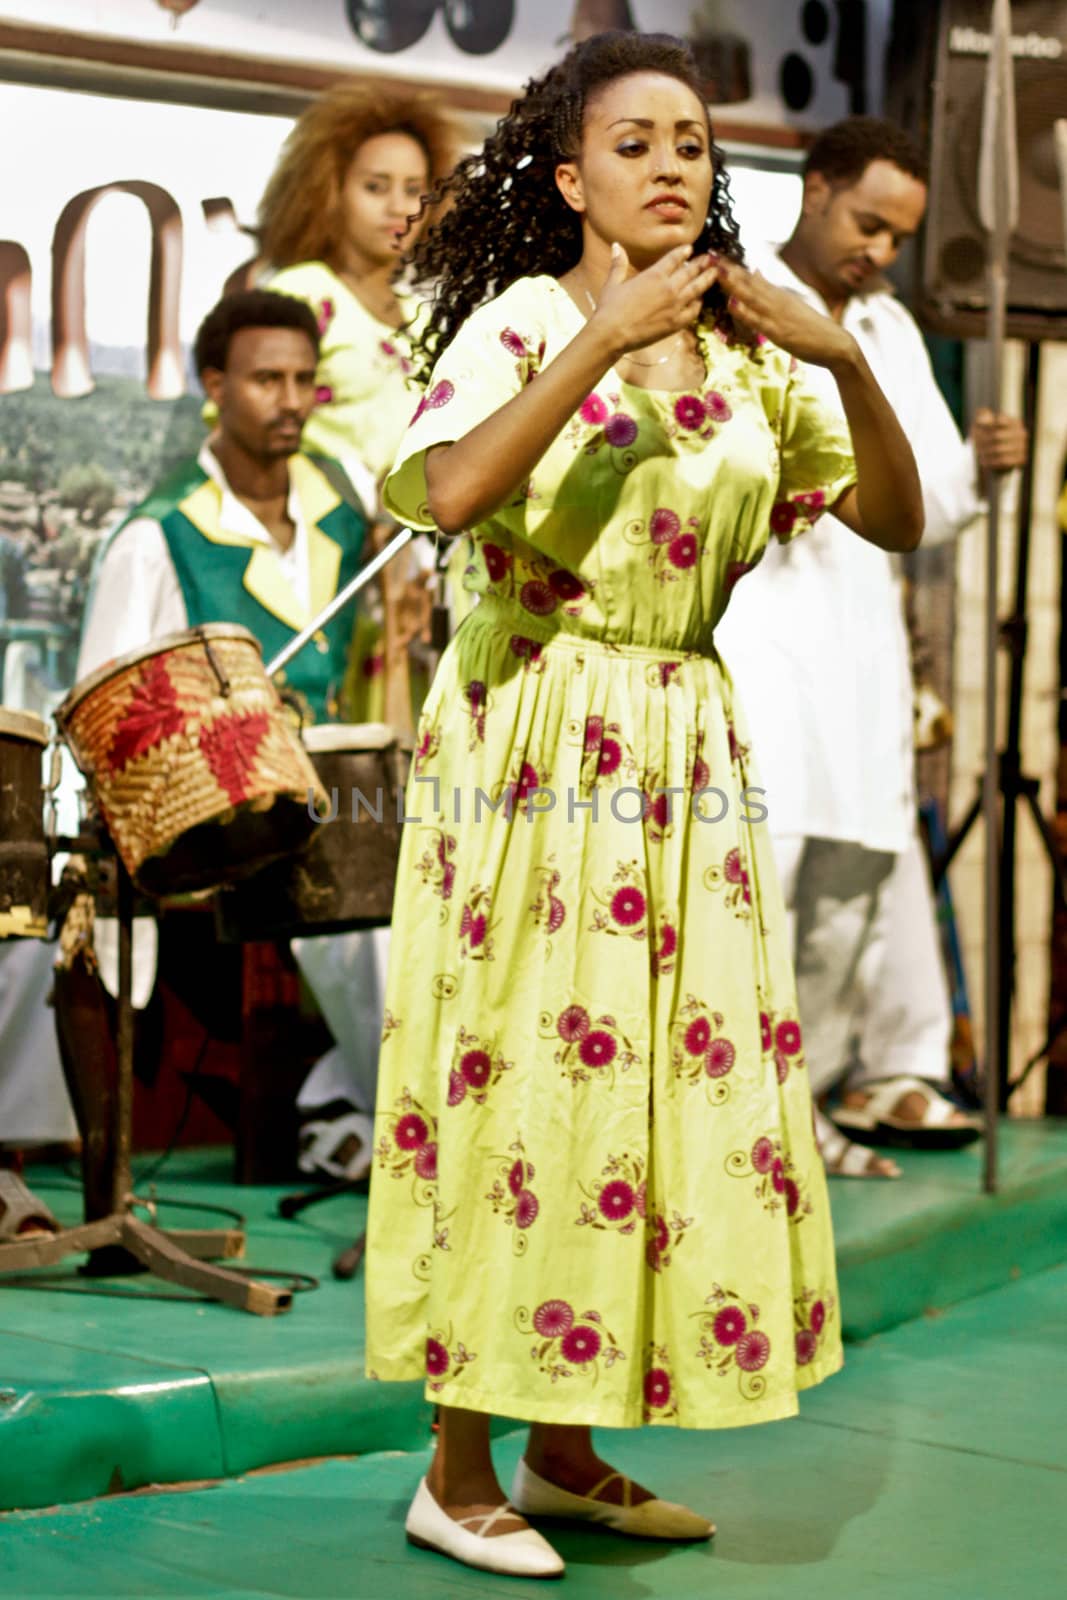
[583,288,683,367]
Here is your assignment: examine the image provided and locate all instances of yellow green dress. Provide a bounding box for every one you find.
[366,274,854,1429]
[265,260,443,724]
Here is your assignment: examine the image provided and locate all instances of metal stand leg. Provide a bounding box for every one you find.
[0,852,292,1315]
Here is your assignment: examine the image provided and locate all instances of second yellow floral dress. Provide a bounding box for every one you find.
[366,274,855,1430]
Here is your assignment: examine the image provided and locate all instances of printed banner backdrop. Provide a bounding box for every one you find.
[0,0,891,130]
[0,74,800,735]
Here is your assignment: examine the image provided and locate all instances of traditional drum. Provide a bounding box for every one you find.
[0,708,49,938]
[55,626,329,896]
[215,722,412,940]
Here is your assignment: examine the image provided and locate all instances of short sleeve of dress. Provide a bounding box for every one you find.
[769,360,857,544]
[383,278,547,531]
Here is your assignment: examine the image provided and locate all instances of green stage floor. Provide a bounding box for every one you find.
[1,1121,1066,1523]
[4,1260,1067,1599]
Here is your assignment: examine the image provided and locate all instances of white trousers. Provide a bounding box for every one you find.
[0,939,76,1145]
[291,926,389,1118]
[773,832,953,1099]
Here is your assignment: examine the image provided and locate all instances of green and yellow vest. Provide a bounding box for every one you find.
[103,452,366,723]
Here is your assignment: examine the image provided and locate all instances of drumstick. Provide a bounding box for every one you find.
[264,526,416,680]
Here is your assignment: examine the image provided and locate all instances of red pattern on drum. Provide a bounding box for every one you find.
[198,711,271,803]
[106,659,185,771]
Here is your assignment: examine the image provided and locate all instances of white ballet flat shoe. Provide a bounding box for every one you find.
[511,1458,715,1542]
[405,1477,565,1579]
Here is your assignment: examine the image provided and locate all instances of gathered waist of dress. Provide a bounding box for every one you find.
[461,596,720,666]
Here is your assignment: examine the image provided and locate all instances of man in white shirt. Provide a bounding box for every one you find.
[75,288,376,1180]
[716,117,1027,1177]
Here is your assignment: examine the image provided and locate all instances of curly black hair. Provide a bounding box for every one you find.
[194,288,321,376]
[407,30,745,383]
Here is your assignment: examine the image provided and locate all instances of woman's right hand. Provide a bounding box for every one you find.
[590,243,719,357]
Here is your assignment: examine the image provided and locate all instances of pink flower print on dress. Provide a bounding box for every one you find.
[580,393,609,426]
[597,737,622,777]
[610,884,646,927]
[530,860,566,944]
[534,1300,574,1338]
[642,783,675,841]
[604,412,638,448]
[463,679,488,746]
[544,1006,639,1086]
[642,1344,680,1420]
[725,1132,811,1221]
[760,1002,804,1080]
[316,298,335,335]
[705,1036,736,1079]
[796,1328,817,1365]
[713,1306,747,1346]
[426,1337,449,1377]
[770,500,798,537]
[589,861,650,941]
[548,567,586,604]
[425,1326,478,1393]
[561,1324,601,1364]
[671,996,735,1104]
[374,1090,439,1205]
[425,378,454,409]
[644,1368,671,1408]
[557,1004,591,1043]
[486,1136,540,1253]
[674,394,706,431]
[576,1150,660,1241]
[724,560,753,593]
[690,730,710,793]
[314,384,333,405]
[447,1026,513,1107]
[704,390,732,423]
[644,1205,693,1273]
[794,1288,835,1369]
[704,848,753,921]
[736,1330,771,1372]
[667,532,698,569]
[776,1019,802,1057]
[598,1179,635,1221]
[482,541,512,584]
[693,1285,772,1399]
[579,1030,616,1069]
[509,633,544,670]
[651,916,678,979]
[649,508,681,546]
[459,884,496,961]
[517,1301,625,1382]
[499,327,527,357]
[414,827,457,911]
[519,580,557,617]
[794,489,826,514]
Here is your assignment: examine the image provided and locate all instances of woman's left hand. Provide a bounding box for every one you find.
[715,260,855,370]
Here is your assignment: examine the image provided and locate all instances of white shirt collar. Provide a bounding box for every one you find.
[197,441,307,549]
[750,241,896,333]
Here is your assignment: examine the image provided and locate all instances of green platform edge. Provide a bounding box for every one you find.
[1,1120,1065,1515]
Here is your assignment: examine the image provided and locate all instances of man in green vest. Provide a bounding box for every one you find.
[71,289,376,1189]
[79,288,366,719]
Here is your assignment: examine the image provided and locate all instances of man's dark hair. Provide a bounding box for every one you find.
[193,288,320,376]
[804,116,928,188]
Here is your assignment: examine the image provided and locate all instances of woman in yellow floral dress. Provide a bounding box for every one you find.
[255,82,466,726]
[367,32,923,1581]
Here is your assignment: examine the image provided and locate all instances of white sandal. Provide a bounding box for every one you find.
[511,1458,715,1541]
[815,1108,900,1179]
[832,1076,982,1150]
[405,1478,564,1578]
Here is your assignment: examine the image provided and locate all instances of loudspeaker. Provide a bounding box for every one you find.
[886,0,1067,339]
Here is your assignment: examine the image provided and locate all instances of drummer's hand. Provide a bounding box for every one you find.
[394,570,434,649]
[971,409,1028,474]
[714,259,855,370]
